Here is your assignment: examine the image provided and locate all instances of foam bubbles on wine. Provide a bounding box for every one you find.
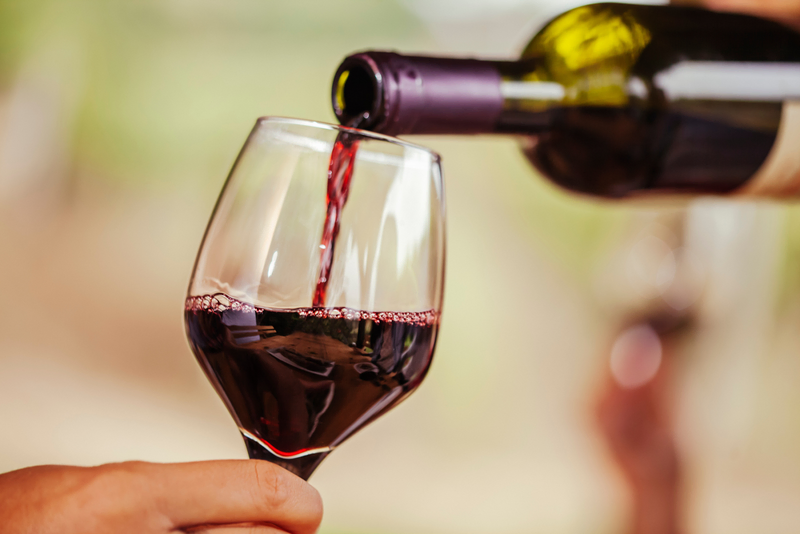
[185,293,439,326]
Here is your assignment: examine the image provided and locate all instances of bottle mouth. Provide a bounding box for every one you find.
[332,54,383,129]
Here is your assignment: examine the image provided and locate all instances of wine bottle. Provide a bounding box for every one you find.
[330,3,800,198]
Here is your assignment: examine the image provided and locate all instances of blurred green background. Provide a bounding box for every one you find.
[2,1,800,533]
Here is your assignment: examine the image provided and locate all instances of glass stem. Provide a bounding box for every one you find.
[243,434,329,481]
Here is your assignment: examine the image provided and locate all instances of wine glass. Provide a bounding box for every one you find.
[184,117,445,480]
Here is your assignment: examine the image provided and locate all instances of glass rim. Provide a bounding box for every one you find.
[255,116,441,162]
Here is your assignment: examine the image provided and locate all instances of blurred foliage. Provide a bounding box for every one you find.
[0,0,427,189]
[776,205,800,310]
[495,144,628,282]
[0,1,38,81]
[424,136,628,282]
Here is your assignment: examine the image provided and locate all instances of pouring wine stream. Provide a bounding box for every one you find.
[313,112,369,307]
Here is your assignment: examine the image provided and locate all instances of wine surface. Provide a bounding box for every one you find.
[185,293,438,479]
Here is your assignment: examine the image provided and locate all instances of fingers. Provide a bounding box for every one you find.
[0,462,322,534]
[147,460,322,534]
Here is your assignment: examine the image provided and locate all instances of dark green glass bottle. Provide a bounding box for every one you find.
[332,3,800,198]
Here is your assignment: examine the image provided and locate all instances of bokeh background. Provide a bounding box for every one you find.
[2,1,800,533]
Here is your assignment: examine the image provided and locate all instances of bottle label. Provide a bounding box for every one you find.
[738,101,800,198]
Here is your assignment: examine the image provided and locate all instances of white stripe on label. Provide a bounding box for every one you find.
[500,81,566,101]
[655,61,800,101]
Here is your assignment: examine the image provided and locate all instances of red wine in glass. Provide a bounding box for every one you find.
[185,294,438,479]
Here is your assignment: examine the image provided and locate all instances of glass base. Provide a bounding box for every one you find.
[242,432,330,481]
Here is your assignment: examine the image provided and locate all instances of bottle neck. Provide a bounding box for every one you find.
[332,52,555,136]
